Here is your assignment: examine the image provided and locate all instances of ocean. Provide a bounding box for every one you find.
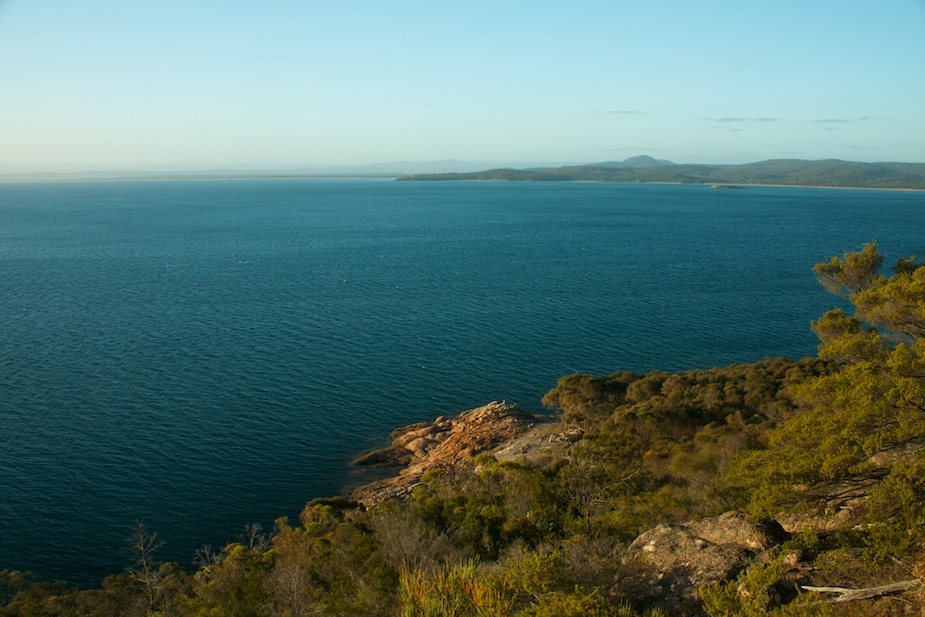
[1,179,923,585]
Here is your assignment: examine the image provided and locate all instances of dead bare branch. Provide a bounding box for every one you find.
[802,578,920,604]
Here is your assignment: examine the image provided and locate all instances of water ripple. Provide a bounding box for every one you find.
[0,180,922,584]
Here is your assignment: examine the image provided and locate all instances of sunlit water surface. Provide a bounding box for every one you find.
[1,179,923,585]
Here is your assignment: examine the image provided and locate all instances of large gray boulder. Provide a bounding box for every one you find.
[622,511,788,616]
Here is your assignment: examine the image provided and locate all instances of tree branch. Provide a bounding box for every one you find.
[802,578,920,603]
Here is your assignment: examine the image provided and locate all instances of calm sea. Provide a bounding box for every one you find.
[1,179,923,585]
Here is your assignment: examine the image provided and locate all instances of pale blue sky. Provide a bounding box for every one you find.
[1,0,923,171]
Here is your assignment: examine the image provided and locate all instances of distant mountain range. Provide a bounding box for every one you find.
[399,156,925,190]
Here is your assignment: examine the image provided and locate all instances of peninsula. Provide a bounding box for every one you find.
[398,156,925,190]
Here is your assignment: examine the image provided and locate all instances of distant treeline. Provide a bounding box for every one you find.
[398,156,925,190]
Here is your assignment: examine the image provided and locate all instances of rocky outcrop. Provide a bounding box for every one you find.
[622,511,788,616]
[492,421,583,465]
[350,401,562,505]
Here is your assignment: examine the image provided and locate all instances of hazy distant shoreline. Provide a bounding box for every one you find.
[0,173,402,183]
[397,156,925,191]
[3,156,925,190]
[3,175,923,193]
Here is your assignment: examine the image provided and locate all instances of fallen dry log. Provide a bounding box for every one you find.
[802,578,920,603]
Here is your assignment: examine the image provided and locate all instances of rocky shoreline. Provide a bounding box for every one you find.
[346,400,924,614]
[349,401,582,506]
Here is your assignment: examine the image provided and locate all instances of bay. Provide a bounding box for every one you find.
[0,179,922,585]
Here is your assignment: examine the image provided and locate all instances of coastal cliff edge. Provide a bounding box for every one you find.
[349,401,581,506]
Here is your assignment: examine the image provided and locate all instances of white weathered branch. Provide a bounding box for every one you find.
[802,578,920,603]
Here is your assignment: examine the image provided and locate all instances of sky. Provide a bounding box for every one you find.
[1,0,923,172]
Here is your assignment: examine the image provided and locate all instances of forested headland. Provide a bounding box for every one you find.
[4,243,925,616]
[398,156,925,190]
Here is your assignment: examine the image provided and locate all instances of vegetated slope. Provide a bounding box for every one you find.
[400,157,925,189]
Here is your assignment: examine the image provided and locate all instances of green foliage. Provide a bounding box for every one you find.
[501,550,564,602]
[552,357,828,533]
[517,588,629,617]
[0,567,188,617]
[859,457,925,565]
[501,547,641,616]
[813,241,884,300]
[731,244,925,528]
[853,261,925,339]
[398,561,515,617]
[542,371,640,426]
[397,551,640,617]
[182,542,272,617]
[812,548,851,574]
[700,556,829,617]
[410,460,564,559]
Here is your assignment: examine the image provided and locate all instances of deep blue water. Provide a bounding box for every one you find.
[1,179,923,585]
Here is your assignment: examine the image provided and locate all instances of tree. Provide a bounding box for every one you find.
[732,243,925,543]
[542,371,640,427]
[127,520,165,614]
